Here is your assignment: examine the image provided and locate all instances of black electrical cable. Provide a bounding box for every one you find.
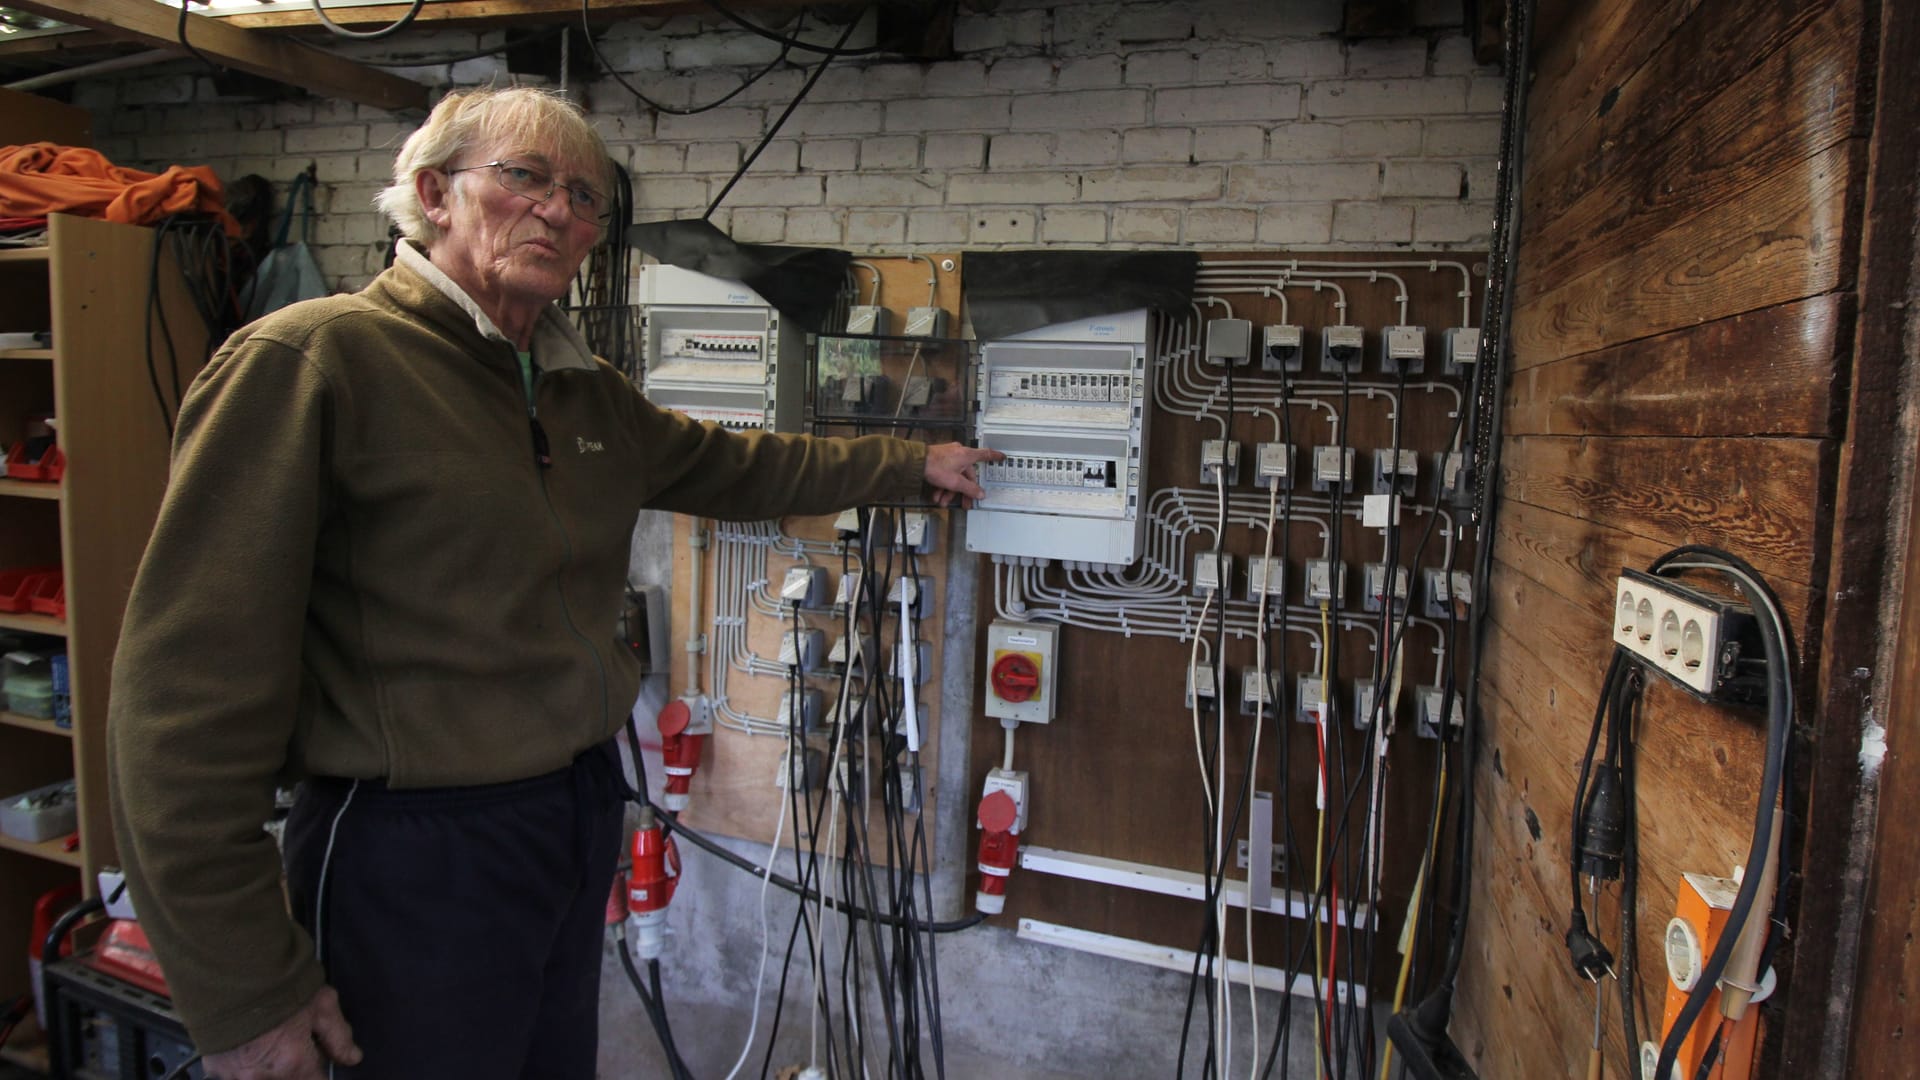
[704,12,858,220]
[177,0,219,74]
[582,0,802,116]
[311,0,427,40]
[616,925,694,1080]
[647,959,694,1080]
[701,0,888,56]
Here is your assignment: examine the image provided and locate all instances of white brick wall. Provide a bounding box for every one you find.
[83,0,1495,289]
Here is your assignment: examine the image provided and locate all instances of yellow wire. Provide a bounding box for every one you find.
[1379,755,1449,1080]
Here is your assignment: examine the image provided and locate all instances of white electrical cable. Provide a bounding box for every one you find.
[722,774,793,1080]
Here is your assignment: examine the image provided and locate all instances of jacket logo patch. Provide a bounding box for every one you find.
[576,436,605,454]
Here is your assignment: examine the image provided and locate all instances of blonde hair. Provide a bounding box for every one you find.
[375,87,615,245]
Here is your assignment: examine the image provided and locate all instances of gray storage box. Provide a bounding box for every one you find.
[1,778,77,843]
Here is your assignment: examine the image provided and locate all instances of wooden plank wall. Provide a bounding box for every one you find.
[1452,0,1871,1077]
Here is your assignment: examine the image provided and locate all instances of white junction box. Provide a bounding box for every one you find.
[967,310,1154,566]
[985,620,1059,723]
[637,265,808,432]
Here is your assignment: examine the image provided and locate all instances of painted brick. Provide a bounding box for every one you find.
[990,131,1119,168]
[886,97,1011,132]
[812,64,924,103]
[1228,162,1376,202]
[730,210,786,244]
[956,9,1046,50]
[786,210,843,245]
[1414,202,1493,244]
[138,132,221,163]
[448,57,509,85]
[1270,40,1346,79]
[1341,120,1424,158]
[665,33,785,70]
[600,39,667,71]
[357,153,402,179]
[686,143,742,173]
[781,102,885,136]
[1431,36,1496,76]
[1185,207,1259,243]
[908,210,971,244]
[1125,50,1195,86]
[1309,78,1467,118]
[1116,7,1194,43]
[726,175,825,207]
[1083,166,1221,202]
[1194,126,1266,162]
[1056,129,1122,165]
[846,211,907,246]
[308,155,362,183]
[1384,161,1464,198]
[72,82,117,112]
[1111,207,1181,244]
[1257,204,1334,245]
[363,122,416,154]
[1269,122,1342,160]
[989,133,1055,170]
[631,144,687,174]
[312,213,388,247]
[1198,45,1270,82]
[1465,159,1499,199]
[1122,127,1193,164]
[970,209,1037,245]
[801,140,860,172]
[328,183,386,215]
[1333,201,1414,243]
[988,58,1055,91]
[1042,208,1109,244]
[825,174,946,207]
[924,133,986,171]
[310,100,359,125]
[948,171,1081,204]
[1347,39,1429,78]
[271,101,315,127]
[108,110,147,137]
[1052,5,1111,46]
[1467,75,1505,114]
[759,142,801,174]
[1193,0,1342,37]
[1056,56,1124,89]
[1010,90,1147,130]
[1416,0,1467,25]
[123,75,195,105]
[657,108,764,141]
[286,126,367,154]
[159,105,232,135]
[860,136,920,170]
[1424,118,1500,156]
[634,176,713,209]
[1155,85,1302,126]
[925,61,990,96]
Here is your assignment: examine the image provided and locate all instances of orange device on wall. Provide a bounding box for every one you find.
[1647,872,1764,1080]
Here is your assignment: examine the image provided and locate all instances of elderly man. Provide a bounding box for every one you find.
[107,87,998,1080]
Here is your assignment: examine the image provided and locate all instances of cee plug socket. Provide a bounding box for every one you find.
[1201,439,1242,486]
[1262,324,1304,373]
[1380,326,1426,374]
[1320,325,1364,374]
[1255,442,1295,490]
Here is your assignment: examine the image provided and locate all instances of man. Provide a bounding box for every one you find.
[107,87,999,1080]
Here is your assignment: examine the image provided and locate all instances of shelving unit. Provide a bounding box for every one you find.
[0,213,205,1051]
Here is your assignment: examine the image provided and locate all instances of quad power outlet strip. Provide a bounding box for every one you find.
[1612,568,1765,704]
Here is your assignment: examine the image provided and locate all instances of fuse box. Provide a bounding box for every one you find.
[637,265,807,432]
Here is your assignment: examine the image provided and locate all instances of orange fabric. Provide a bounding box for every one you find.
[0,142,239,235]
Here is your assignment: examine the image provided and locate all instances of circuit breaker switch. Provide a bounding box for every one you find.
[1262,324,1305,373]
[985,620,1058,723]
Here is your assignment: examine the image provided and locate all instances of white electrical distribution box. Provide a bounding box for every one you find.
[1443,327,1481,376]
[986,620,1059,723]
[893,511,933,553]
[1313,446,1356,493]
[1380,325,1426,374]
[1255,442,1295,490]
[1200,439,1241,486]
[778,628,824,673]
[1320,325,1365,374]
[835,571,864,613]
[1193,550,1232,595]
[637,265,808,432]
[1204,318,1253,366]
[967,310,1154,566]
[1246,556,1287,600]
[1262,324,1305,373]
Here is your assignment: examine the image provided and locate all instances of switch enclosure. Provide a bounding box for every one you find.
[985,620,1059,723]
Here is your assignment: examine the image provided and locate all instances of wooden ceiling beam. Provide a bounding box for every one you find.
[4,0,429,110]
[221,0,817,32]
[0,28,118,58]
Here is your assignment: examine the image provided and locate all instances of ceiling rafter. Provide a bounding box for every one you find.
[221,0,816,32]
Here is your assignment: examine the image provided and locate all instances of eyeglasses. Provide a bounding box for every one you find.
[446,159,613,225]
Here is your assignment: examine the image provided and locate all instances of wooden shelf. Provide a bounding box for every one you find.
[0,711,68,737]
[0,479,61,500]
[0,831,82,868]
[0,247,48,264]
[0,612,65,636]
[0,348,54,360]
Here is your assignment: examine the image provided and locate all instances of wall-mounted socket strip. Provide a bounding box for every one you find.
[982,768,1030,833]
[828,633,877,676]
[1613,569,1765,703]
[1241,667,1279,717]
[1443,327,1481,377]
[887,574,934,619]
[1186,662,1218,709]
[846,305,890,336]
[1416,686,1464,739]
[1320,325,1365,374]
[1246,556,1287,601]
[1205,318,1253,367]
[1193,550,1233,596]
[1201,439,1242,486]
[779,628,824,673]
[1352,678,1383,732]
[1305,559,1348,606]
[986,620,1058,723]
[1313,445,1356,493]
[781,566,830,609]
[1255,442,1295,490]
[891,639,933,687]
[1380,325,1426,374]
[778,688,824,733]
[1295,675,1331,725]
[1373,449,1419,495]
[1363,563,1410,614]
[1262,324,1305,372]
[904,306,949,338]
[893,511,934,553]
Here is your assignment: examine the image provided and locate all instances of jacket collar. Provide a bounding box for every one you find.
[392,238,597,372]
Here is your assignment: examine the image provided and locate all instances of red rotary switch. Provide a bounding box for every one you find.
[990,653,1040,703]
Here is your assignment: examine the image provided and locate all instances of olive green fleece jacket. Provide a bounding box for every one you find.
[106,246,927,1055]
